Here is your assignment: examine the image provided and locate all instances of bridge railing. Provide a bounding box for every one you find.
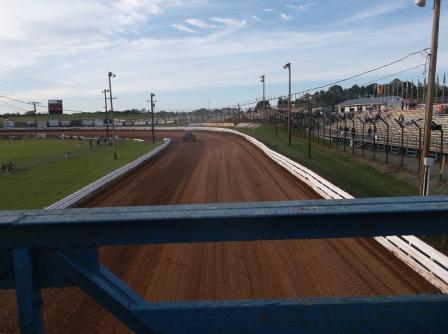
[1,196,448,333]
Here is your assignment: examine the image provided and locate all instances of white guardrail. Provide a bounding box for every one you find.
[46,138,171,210]
[38,126,448,292]
[154,126,448,293]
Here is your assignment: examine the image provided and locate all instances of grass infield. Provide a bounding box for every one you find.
[241,125,418,198]
[0,138,161,210]
[240,125,448,253]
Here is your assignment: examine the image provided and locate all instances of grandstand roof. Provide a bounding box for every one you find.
[338,96,403,107]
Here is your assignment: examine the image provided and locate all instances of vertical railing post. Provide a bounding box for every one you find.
[13,248,45,334]
[377,116,390,164]
[356,116,365,157]
[351,117,355,155]
[373,123,377,161]
[329,114,333,148]
[336,115,340,151]
[343,116,347,152]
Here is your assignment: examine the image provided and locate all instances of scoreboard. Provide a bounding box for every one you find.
[48,100,63,114]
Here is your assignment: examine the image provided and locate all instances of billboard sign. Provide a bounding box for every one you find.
[48,100,63,115]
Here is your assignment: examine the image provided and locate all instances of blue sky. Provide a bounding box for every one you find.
[0,0,447,113]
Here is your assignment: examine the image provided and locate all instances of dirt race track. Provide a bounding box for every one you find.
[0,129,439,333]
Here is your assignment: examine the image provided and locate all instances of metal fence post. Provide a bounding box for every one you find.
[343,116,347,152]
[13,248,45,334]
[351,117,355,155]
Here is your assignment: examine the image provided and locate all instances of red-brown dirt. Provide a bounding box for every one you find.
[0,129,438,333]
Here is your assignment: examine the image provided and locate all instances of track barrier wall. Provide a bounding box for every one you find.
[46,138,171,209]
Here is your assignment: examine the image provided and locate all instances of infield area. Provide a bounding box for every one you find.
[0,136,161,209]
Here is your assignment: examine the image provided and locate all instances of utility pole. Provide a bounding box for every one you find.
[29,101,40,138]
[417,0,441,195]
[307,101,312,159]
[260,75,265,124]
[102,89,110,139]
[283,63,292,145]
[108,72,117,160]
[147,93,156,144]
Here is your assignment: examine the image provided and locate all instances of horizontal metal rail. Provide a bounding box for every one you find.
[2,198,448,333]
[1,196,448,248]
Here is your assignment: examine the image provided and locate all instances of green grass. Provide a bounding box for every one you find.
[240,126,448,253]
[0,138,161,209]
[241,125,418,198]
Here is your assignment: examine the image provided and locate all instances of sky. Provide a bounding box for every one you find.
[0,0,447,113]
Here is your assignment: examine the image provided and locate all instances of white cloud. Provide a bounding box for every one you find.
[0,1,167,68]
[285,2,316,12]
[211,17,247,28]
[341,2,406,23]
[264,8,275,13]
[0,0,203,67]
[185,18,210,28]
[280,13,293,21]
[172,24,198,33]
[0,1,446,112]
[251,15,262,22]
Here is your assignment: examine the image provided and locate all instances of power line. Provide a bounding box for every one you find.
[0,95,84,113]
[0,95,30,105]
[0,101,29,112]
[229,48,430,108]
[0,65,53,97]
[361,64,426,86]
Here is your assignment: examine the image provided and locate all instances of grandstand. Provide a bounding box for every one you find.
[322,105,448,161]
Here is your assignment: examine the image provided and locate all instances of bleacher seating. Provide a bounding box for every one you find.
[323,106,448,157]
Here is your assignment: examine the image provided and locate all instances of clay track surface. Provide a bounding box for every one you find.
[0,129,438,334]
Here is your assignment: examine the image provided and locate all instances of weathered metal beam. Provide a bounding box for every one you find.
[1,196,448,248]
[132,294,448,333]
[42,250,448,334]
[12,248,45,334]
[48,249,152,333]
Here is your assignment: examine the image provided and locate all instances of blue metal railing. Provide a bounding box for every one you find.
[1,196,448,333]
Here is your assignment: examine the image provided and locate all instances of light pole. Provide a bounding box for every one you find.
[416,0,441,195]
[260,75,266,124]
[307,100,312,158]
[102,89,110,140]
[283,63,292,145]
[108,72,117,160]
[147,93,156,144]
[260,74,266,123]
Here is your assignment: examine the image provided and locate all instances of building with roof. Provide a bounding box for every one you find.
[337,96,404,113]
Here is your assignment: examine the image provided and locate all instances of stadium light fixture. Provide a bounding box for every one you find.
[415,0,426,7]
